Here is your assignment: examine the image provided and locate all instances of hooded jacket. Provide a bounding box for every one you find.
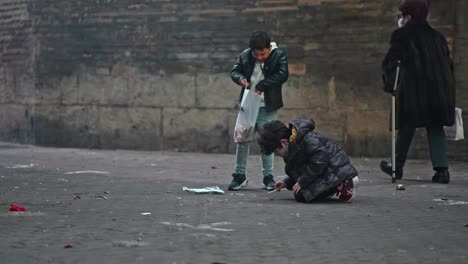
[282,118,358,202]
[231,42,289,112]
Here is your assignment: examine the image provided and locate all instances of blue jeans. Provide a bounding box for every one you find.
[234,107,277,176]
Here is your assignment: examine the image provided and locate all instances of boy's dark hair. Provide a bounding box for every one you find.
[258,120,291,155]
[399,0,429,21]
[249,31,271,51]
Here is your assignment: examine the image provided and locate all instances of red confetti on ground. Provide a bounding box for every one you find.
[9,204,26,211]
[64,244,73,249]
[74,195,81,200]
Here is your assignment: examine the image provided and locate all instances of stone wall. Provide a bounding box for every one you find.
[0,0,466,160]
[0,0,34,143]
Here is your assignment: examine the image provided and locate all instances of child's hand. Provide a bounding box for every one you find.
[292,183,302,194]
[274,181,286,191]
[240,79,249,88]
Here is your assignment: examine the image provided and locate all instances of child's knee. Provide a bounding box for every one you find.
[294,193,307,203]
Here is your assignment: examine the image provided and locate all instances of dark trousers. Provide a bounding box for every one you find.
[396,126,449,170]
[294,188,338,203]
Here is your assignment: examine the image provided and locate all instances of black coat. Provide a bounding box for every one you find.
[382,21,456,129]
[231,47,289,112]
[282,118,358,203]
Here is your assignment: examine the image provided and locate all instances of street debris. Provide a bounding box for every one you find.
[182,186,225,195]
[9,204,26,211]
[65,171,110,175]
[64,244,73,249]
[2,211,45,217]
[396,184,406,191]
[74,195,81,200]
[7,163,39,169]
[433,198,468,205]
[112,240,150,248]
[141,212,151,216]
[266,189,280,200]
[161,221,234,232]
[94,195,108,200]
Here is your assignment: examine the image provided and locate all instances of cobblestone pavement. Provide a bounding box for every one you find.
[0,142,467,264]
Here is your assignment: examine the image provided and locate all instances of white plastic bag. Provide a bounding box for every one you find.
[234,89,261,143]
[444,107,464,141]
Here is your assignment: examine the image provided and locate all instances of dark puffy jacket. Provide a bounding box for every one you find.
[282,118,358,203]
[231,47,288,112]
[382,21,455,129]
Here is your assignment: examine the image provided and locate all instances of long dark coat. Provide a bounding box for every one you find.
[382,21,455,129]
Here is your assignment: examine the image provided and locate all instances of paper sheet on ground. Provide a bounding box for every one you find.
[182,186,225,195]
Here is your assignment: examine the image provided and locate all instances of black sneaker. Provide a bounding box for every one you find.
[228,173,248,191]
[262,175,275,191]
[379,160,403,180]
[432,170,450,184]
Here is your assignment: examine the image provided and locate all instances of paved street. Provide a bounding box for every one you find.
[0,142,467,264]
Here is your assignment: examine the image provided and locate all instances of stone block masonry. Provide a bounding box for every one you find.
[0,0,466,160]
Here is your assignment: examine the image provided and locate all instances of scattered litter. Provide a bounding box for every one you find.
[161,221,234,232]
[211,166,217,169]
[176,197,182,199]
[2,211,45,217]
[141,212,151,216]
[74,195,81,200]
[56,202,62,204]
[230,193,244,196]
[464,224,468,227]
[65,171,110,175]
[182,186,224,195]
[7,163,39,169]
[112,240,150,248]
[190,233,217,239]
[396,184,406,191]
[64,244,73,249]
[433,198,468,205]
[104,191,110,194]
[94,196,108,200]
[266,189,280,200]
[9,204,26,211]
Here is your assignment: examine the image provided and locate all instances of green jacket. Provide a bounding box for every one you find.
[231,47,289,112]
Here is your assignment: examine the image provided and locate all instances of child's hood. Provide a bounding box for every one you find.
[289,118,316,143]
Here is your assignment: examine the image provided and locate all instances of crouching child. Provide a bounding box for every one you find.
[258,118,359,203]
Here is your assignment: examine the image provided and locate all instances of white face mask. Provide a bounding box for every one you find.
[398,17,405,28]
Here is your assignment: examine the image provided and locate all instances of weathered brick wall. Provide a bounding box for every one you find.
[0,0,466,160]
[0,0,34,143]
